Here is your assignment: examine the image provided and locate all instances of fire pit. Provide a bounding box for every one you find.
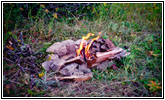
[42,32,130,82]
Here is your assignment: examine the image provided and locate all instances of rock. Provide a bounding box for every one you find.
[46,42,67,57]
[42,57,65,72]
[42,61,54,72]
[46,42,60,52]
[46,40,75,57]
[47,54,59,61]
[74,39,82,45]
[50,59,65,72]
[79,64,91,73]
[60,63,78,76]
[96,60,110,71]
[75,39,87,46]
[73,70,84,76]
[67,44,76,54]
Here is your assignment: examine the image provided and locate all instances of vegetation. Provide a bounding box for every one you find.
[3,3,162,97]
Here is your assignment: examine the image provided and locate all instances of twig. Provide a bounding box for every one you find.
[3,57,15,63]
[20,31,24,45]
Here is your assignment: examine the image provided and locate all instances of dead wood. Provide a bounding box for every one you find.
[86,47,123,68]
[95,47,123,63]
[43,37,130,82]
[100,44,108,52]
[105,39,116,50]
[56,72,93,82]
[65,56,85,64]
[60,53,76,61]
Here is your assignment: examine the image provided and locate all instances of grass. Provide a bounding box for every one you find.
[3,3,162,97]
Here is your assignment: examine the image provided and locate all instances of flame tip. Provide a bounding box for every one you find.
[77,32,101,59]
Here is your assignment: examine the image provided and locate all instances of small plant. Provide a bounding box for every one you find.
[147,80,161,92]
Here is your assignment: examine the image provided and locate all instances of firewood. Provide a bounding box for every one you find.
[100,44,108,52]
[65,56,85,64]
[96,37,105,44]
[86,47,123,68]
[105,39,116,50]
[56,72,93,82]
[60,53,76,61]
[95,47,123,63]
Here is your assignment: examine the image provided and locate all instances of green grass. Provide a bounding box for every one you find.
[3,3,162,97]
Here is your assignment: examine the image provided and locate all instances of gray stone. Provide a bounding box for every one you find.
[60,63,78,76]
[79,64,91,73]
[96,60,110,71]
[42,61,54,72]
[46,40,76,57]
[47,54,59,61]
[50,59,65,72]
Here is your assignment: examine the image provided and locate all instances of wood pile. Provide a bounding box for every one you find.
[42,37,130,82]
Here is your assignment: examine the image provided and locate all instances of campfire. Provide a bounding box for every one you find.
[42,32,130,82]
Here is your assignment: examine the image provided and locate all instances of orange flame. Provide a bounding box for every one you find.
[85,35,100,57]
[77,32,101,59]
[77,33,94,56]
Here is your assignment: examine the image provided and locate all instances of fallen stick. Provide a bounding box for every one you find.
[65,56,85,64]
[56,73,93,82]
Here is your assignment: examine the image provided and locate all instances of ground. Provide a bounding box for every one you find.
[3,3,162,97]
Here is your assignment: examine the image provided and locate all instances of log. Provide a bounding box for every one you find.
[65,56,85,64]
[86,47,123,68]
[95,47,123,63]
[105,39,116,50]
[60,53,76,61]
[56,72,93,82]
